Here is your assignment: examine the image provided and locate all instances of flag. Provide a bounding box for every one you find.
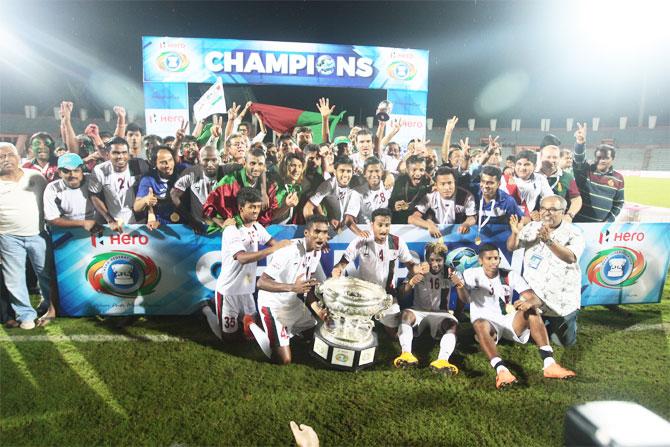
[249,103,345,144]
[193,77,226,122]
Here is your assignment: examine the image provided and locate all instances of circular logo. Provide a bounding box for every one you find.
[586,247,646,289]
[445,247,480,273]
[195,251,221,291]
[86,251,161,298]
[316,55,336,75]
[157,51,190,72]
[387,61,416,80]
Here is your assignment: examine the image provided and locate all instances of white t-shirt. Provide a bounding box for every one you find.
[257,238,326,306]
[518,221,585,317]
[382,154,400,175]
[414,189,476,225]
[462,267,531,323]
[43,175,96,222]
[413,271,451,312]
[174,166,218,222]
[354,183,391,224]
[500,173,554,213]
[350,152,368,173]
[309,177,361,222]
[216,223,272,295]
[0,168,46,236]
[341,235,415,287]
[89,161,139,223]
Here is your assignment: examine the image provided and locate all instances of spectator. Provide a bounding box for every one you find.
[559,149,574,174]
[171,146,221,233]
[381,142,401,176]
[572,123,624,222]
[222,133,247,166]
[507,195,585,347]
[143,135,163,164]
[176,135,199,172]
[295,126,313,150]
[23,132,59,182]
[389,155,432,224]
[537,144,582,222]
[125,123,144,159]
[0,143,50,330]
[272,153,305,225]
[89,136,150,229]
[318,142,335,178]
[134,146,182,228]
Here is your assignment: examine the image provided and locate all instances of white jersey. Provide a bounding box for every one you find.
[354,183,391,224]
[413,271,451,312]
[0,168,46,236]
[257,238,326,306]
[88,161,140,223]
[216,222,272,295]
[309,177,361,221]
[381,154,400,175]
[414,189,476,225]
[342,235,415,288]
[462,267,531,323]
[500,173,554,212]
[173,165,218,222]
[43,175,96,222]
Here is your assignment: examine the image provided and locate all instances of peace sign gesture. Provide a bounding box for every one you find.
[487,135,500,150]
[211,115,223,138]
[175,118,189,140]
[459,136,470,153]
[446,115,458,133]
[228,102,241,119]
[574,122,587,144]
[316,97,335,118]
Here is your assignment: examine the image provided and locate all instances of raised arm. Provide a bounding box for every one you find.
[317,97,335,143]
[380,119,401,150]
[60,101,78,153]
[113,106,127,138]
[440,116,458,163]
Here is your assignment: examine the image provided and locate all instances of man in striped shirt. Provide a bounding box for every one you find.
[572,123,624,222]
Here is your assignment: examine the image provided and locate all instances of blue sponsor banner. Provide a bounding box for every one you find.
[143,82,189,109]
[142,36,429,91]
[52,223,670,316]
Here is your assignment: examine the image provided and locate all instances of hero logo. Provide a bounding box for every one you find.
[598,229,645,244]
[205,51,373,78]
[91,234,149,247]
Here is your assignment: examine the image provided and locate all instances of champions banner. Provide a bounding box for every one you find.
[141,36,429,141]
[52,223,670,317]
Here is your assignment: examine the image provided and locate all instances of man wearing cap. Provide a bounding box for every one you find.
[0,142,50,330]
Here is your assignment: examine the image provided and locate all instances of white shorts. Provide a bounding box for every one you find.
[378,303,401,328]
[406,308,458,339]
[474,311,530,344]
[257,295,317,348]
[215,292,256,334]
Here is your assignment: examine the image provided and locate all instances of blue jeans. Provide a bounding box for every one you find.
[0,233,51,322]
[544,309,579,347]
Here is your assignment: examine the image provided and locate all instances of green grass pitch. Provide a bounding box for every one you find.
[623,176,670,208]
[1,279,670,446]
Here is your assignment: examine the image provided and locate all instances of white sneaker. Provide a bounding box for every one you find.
[201,305,222,340]
[19,320,36,330]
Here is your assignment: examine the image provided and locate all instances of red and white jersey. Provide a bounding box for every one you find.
[462,267,530,323]
[413,271,451,312]
[414,189,476,225]
[500,173,554,215]
[217,222,272,295]
[258,238,325,306]
[89,161,139,223]
[354,183,391,224]
[342,235,415,288]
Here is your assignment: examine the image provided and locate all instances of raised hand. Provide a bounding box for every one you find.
[316,97,335,118]
[145,187,158,207]
[228,102,241,119]
[60,101,73,120]
[113,106,126,120]
[391,118,402,133]
[175,118,189,140]
[446,116,458,133]
[459,137,470,153]
[211,115,223,138]
[487,135,500,151]
[509,214,525,235]
[574,122,587,144]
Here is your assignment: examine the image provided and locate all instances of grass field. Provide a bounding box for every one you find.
[623,176,670,208]
[1,276,669,447]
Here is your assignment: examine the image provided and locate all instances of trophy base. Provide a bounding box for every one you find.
[310,324,378,371]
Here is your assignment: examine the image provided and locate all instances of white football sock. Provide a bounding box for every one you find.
[437,332,456,361]
[398,323,413,353]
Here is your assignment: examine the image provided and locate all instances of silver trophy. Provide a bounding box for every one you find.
[375,100,393,122]
[312,277,392,371]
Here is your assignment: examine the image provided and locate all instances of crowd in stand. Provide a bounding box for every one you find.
[0,97,625,388]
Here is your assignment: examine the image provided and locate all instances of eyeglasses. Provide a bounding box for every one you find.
[540,207,564,214]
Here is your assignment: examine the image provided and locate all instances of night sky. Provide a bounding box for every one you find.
[2,0,669,127]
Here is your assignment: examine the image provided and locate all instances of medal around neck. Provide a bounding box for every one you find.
[312,277,392,371]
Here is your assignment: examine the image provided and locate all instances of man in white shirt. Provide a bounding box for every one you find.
[455,243,576,389]
[89,137,149,230]
[254,215,330,364]
[0,143,50,330]
[394,242,461,374]
[500,150,554,217]
[507,195,585,347]
[409,166,476,237]
[331,208,423,332]
[206,188,290,341]
[350,129,374,174]
[354,156,391,224]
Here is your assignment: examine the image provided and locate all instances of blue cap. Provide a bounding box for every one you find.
[58,153,84,170]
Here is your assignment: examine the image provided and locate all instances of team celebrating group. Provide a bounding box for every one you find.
[1,97,626,388]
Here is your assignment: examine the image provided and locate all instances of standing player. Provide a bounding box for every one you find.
[394,242,460,374]
[454,243,576,389]
[354,156,392,224]
[331,208,423,333]
[408,166,477,237]
[207,188,290,341]
[254,215,330,365]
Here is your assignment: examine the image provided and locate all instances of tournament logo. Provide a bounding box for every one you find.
[156,51,190,72]
[586,246,646,288]
[445,247,480,273]
[315,55,336,75]
[85,250,161,298]
[386,61,416,80]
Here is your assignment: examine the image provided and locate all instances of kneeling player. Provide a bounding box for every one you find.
[207,188,290,341]
[394,242,460,374]
[454,243,576,389]
[254,215,330,365]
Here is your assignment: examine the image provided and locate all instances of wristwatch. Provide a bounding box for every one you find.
[545,238,554,247]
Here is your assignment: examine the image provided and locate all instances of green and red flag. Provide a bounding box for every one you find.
[249,103,345,144]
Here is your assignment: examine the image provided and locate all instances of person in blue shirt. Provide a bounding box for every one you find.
[475,165,524,226]
[134,146,182,228]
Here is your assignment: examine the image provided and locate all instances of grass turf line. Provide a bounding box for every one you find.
[1,281,669,446]
[623,176,670,208]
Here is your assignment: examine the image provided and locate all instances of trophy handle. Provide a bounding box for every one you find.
[373,294,394,320]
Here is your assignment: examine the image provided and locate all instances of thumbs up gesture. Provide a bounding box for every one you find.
[145,187,158,208]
